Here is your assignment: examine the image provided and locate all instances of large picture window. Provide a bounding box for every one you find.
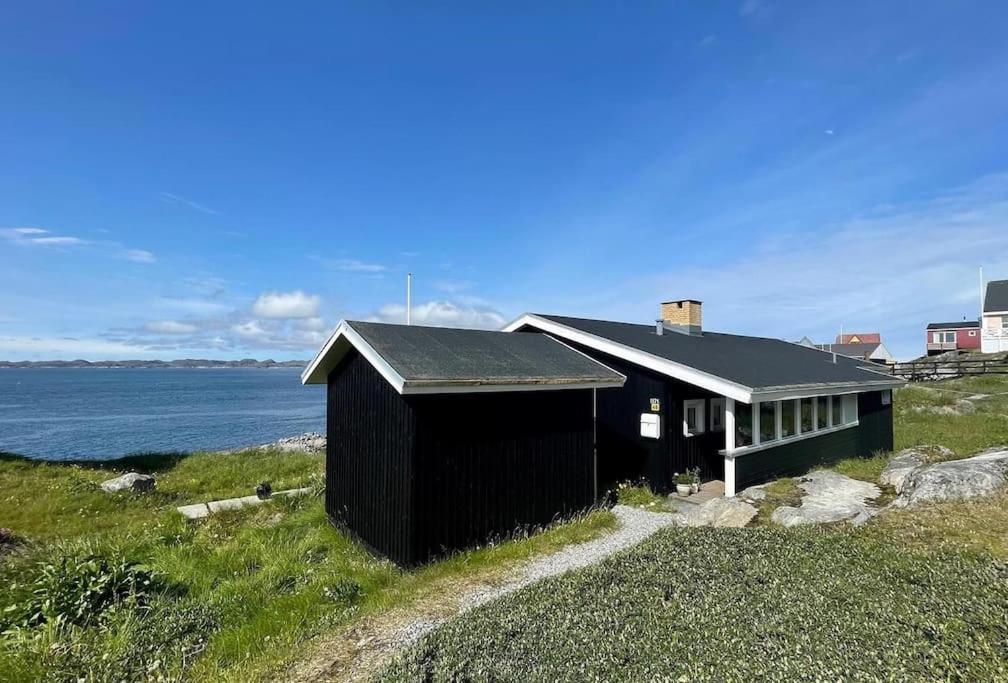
[800,398,814,433]
[781,400,797,438]
[816,397,829,429]
[735,402,753,448]
[759,402,777,443]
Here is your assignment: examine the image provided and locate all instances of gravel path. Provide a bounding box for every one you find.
[291,505,679,682]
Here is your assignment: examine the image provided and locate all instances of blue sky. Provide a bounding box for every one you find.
[2,1,1008,361]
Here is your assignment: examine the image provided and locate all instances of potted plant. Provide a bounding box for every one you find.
[688,467,701,494]
[674,473,692,497]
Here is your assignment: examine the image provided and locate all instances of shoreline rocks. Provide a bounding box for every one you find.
[237,432,326,454]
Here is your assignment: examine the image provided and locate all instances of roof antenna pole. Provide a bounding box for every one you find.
[980,265,984,324]
[407,272,413,326]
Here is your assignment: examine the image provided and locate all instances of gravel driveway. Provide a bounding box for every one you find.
[291,505,679,682]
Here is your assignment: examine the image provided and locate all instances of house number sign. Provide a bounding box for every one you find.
[649,398,660,412]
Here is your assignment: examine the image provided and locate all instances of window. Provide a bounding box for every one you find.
[831,396,843,426]
[709,398,725,432]
[640,413,660,439]
[759,402,777,443]
[683,399,705,436]
[843,394,858,423]
[881,390,891,406]
[816,397,829,429]
[943,331,956,343]
[734,402,753,448]
[969,330,977,337]
[800,398,814,433]
[781,400,797,438]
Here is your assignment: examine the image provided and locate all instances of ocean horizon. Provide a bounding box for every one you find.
[0,367,325,460]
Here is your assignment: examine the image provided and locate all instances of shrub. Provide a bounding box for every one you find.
[3,550,161,630]
[256,481,273,500]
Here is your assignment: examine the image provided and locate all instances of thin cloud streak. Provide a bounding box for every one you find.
[159,192,221,216]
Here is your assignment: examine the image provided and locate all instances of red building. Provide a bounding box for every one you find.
[835,332,881,345]
[925,321,981,355]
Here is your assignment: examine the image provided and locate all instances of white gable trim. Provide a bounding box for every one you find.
[503,314,904,404]
[303,320,628,394]
[302,321,408,390]
[503,314,753,403]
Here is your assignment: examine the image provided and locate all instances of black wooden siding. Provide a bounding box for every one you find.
[734,390,894,490]
[326,350,417,564]
[549,341,725,494]
[410,389,594,564]
[326,350,596,566]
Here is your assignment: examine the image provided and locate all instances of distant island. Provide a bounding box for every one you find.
[0,359,308,369]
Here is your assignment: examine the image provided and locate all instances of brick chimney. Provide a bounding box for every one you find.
[657,299,702,336]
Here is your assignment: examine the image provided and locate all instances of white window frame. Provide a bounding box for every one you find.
[722,394,860,457]
[780,398,799,438]
[757,400,778,444]
[709,398,726,432]
[969,330,977,337]
[683,399,706,436]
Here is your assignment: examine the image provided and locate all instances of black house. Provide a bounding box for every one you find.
[505,300,903,496]
[305,300,903,565]
[301,321,625,566]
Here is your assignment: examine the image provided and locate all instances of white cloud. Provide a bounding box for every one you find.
[251,290,321,319]
[122,248,156,263]
[11,227,47,235]
[144,320,198,334]
[30,236,85,246]
[599,174,1008,361]
[159,192,220,215]
[370,300,507,329]
[231,320,269,340]
[0,335,155,359]
[297,316,329,332]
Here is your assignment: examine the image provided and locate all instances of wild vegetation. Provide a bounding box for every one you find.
[378,527,1008,682]
[2,375,1007,682]
[0,449,615,682]
[381,375,1008,681]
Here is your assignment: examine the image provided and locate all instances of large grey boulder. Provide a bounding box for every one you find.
[880,450,927,492]
[682,497,757,528]
[737,485,767,502]
[891,449,1008,508]
[100,472,156,493]
[771,470,880,527]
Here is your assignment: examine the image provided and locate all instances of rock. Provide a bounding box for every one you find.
[100,472,156,493]
[268,432,326,453]
[738,485,766,502]
[177,503,210,519]
[880,449,928,492]
[771,470,880,527]
[891,449,1008,508]
[682,497,757,528]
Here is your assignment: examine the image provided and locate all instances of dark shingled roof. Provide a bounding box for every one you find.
[812,342,881,359]
[533,315,894,390]
[926,320,980,330]
[348,321,624,388]
[984,279,1008,313]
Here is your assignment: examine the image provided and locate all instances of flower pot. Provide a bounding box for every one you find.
[676,484,691,497]
[691,482,701,494]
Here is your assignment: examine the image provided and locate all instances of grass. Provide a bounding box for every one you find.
[0,449,616,682]
[614,481,675,512]
[891,374,1008,456]
[377,526,1008,682]
[750,477,802,525]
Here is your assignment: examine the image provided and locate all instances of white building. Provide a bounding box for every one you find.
[982,279,1008,353]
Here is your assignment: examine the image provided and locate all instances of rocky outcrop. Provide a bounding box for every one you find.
[771,471,880,527]
[681,497,757,528]
[890,449,1008,508]
[880,446,957,493]
[100,472,156,493]
[737,485,767,502]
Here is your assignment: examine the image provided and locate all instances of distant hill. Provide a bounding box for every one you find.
[0,359,308,369]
